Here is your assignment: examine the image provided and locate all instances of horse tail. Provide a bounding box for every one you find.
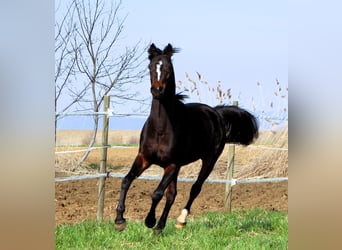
[215,105,259,146]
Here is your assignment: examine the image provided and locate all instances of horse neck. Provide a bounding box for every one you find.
[149,95,178,132]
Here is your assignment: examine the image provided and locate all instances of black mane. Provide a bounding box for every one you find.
[175,93,188,101]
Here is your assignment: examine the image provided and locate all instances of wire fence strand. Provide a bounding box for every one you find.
[55,172,288,186]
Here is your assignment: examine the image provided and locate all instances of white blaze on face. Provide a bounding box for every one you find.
[156,60,163,81]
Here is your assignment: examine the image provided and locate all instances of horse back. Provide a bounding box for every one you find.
[137,102,226,167]
[176,103,226,163]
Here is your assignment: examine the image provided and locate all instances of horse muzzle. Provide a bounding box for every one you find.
[151,86,165,99]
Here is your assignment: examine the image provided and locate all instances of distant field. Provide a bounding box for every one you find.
[56,127,287,147]
[55,129,288,179]
[56,130,141,146]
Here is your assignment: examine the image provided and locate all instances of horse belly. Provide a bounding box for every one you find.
[157,145,172,163]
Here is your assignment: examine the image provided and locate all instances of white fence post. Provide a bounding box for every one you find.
[225,100,238,212]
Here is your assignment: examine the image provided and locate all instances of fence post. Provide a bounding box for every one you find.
[224,100,238,212]
[97,95,110,221]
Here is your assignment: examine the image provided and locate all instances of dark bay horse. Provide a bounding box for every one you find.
[114,43,259,233]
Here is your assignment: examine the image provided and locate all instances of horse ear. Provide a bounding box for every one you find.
[163,43,180,57]
[148,43,162,60]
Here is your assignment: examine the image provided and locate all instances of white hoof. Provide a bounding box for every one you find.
[176,209,188,228]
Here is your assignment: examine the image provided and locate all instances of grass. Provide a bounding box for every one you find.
[56,209,287,250]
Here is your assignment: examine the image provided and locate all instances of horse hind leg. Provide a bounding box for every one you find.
[176,155,219,229]
[114,153,150,231]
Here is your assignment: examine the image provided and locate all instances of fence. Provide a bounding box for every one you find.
[55,96,288,221]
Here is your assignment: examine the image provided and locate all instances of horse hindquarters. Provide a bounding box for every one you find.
[181,103,226,160]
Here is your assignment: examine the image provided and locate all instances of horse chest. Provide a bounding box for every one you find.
[156,132,174,158]
[143,131,174,164]
[142,101,178,164]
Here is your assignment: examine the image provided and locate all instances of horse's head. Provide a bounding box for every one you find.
[148,43,179,99]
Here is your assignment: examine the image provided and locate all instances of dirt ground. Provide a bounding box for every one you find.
[55,178,287,225]
[55,130,288,225]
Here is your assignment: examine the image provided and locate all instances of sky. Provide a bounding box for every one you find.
[56,0,287,130]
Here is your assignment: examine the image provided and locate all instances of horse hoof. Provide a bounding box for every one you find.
[153,228,163,235]
[176,209,188,229]
[175,221,186,229]
[145,216,156,228]
[114,221,126,232]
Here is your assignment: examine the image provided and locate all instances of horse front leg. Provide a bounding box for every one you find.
[145,163,178,232]
[153,176,178,233]
[114,153,150,231]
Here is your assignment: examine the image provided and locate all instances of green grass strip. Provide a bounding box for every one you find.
[56,208,287,250]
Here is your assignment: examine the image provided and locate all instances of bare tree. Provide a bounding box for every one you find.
[55,1,80,143]
[55,0,147,169]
